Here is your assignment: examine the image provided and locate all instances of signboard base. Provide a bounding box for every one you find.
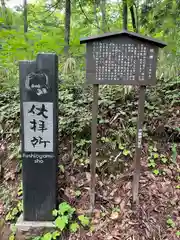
[15,214,55,232]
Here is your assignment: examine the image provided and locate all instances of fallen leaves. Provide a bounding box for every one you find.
[114,197,121,205]
[4,171,15,181]
[0,134,179,240]
[85,172,91,182]
[0,201,4,216]
[110,211,119,220]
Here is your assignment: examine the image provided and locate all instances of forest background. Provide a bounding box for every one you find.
[0,0,180,239]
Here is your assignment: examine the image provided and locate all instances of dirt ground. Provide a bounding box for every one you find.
[67,157,180,240]
[0,140,180,240]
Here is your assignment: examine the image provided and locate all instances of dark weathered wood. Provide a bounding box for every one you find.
[0,140,6,181]
[90,84,99,212]
[100,0,107,32]
[132,86,146,204]
[123,0,128,30]
[80,30,167,209]
[85,36,159,86]
[80,30,166,86]
[64,0,71,55]
[23,0,28,33]
[130,4,137,32]
[19,53,58,221]
[80,30,167,47]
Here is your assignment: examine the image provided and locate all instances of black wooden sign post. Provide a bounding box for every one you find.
[19,53,58,221]
[80,30,166,210]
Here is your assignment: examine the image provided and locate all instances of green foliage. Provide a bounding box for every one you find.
[122,149,131,156]
[160,76,180,107]
[42,233,52,240]
[59,83,91,138]
[166,218,176,228]
[78,215,90,227]
[112,207,121,213]
[55,215,68,231]
[118,144,125,150]
[1,3,179,91]
[147,145,173,176]
[9,224,17,240]
[153,169,159,175]
[5,201,23,222]
[148,146,159,171]
[148,159,156,168]
[70,222,80,233]
[9,235,15,240]
[4,182,23,225]
[58,164,65,173]
[0,0,179,93]
[160,155,168,164]
[0,90,20,141]
[31,202,90,239]
[51,231,60,239]
[171,143,177,163]
[75,190,81,197]
[58,202,75,216]
[17,182,23,197]
[31,231,60,240]
[153,153,159,159]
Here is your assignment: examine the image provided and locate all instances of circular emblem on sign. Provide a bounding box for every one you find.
[25,71,49,96]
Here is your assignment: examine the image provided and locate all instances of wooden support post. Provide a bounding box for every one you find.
[132,85,146,205]
[90,84,99,213]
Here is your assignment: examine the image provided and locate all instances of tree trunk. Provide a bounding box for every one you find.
[93,0,100,31]
[23,0,28,33]
[130,4,137,32]
[1,0,6,11]
[123,0,128,30]
[1,0,9,27]
[64,0,71,55]
[135,1,139,33]
[100,0,106,32]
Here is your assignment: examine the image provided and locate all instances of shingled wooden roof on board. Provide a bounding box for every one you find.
[80,30,167,48]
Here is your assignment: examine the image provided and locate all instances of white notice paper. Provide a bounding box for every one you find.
[23,102,53,152]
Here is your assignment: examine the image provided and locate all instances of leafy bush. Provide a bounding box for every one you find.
[30,202,90,240]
